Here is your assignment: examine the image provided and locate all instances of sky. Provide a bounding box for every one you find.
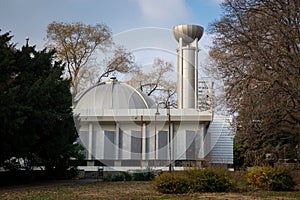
[0,0,224,80]
[0,0,223,48]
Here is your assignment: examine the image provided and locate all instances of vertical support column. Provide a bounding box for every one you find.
[99,129,104,159]
[140,115,143,167]
[194,38,199,109]
[115,122,120,160]
[88,123,93,160]
[142,123,147,160]
[181,43,197,108]
[178,37,183,109]
[154,115,157,167]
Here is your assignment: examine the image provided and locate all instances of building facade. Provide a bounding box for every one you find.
[74,77,212,168]
[74,24,233,170]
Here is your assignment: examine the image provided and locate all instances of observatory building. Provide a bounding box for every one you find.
[74,25,233,170]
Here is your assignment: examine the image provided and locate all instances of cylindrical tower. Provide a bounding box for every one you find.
[173,24,203,109]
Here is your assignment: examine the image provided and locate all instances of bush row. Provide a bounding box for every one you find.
[104,170,155,182]
[153,168,235,194]
[153,166,296,194]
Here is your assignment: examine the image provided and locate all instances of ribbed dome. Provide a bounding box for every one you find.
[74,77,155,111]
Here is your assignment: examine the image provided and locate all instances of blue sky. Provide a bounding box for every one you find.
[0,0,223,49]
[1,0,225,81]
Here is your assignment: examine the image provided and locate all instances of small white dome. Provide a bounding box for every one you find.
[74,78,154,110]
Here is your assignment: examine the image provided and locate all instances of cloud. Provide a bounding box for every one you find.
[134,0,191,24]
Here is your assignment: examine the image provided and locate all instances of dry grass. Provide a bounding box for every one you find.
[0,180,300,200]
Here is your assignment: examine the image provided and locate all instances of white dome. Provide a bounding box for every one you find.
[74,77,155,110]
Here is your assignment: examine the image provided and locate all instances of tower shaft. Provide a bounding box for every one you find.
[173,24,203,109]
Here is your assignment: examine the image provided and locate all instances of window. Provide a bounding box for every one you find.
[131,130,141,159]
[186,130,196,160]
[158,131,168,160]
[104,130,115,159]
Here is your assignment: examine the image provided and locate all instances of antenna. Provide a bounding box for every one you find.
[25,36,29,46]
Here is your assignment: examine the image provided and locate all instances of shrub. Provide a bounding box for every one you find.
[186,168,235,192]
[122,171,132,181]
[153,172,190,194]
[104,172,132,182]
[247,166,296,191]
[103,174,112,182]
[154,168,235,194]
[132,170,155,181]
[103,169,155,182]
[111,173,125,181]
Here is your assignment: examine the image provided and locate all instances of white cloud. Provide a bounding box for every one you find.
[134,0,191,24]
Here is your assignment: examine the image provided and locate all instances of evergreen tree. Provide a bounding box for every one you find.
[0,31,83,175]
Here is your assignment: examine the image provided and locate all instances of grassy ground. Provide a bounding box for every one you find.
[0,180,300,200]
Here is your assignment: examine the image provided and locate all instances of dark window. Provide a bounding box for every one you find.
[158,131,168,159]
[104,130,115,159]
[131,130,141,159]
[186,130,196,160]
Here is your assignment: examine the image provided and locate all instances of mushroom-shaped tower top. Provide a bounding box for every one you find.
[173,24,204,44]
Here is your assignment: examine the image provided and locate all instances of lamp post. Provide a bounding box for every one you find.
[167,102,172,172]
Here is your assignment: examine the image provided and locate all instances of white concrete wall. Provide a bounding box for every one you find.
[79,121,208,164]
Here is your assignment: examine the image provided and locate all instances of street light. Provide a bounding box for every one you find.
[167,101,173,172]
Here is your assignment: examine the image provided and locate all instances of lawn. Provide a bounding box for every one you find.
[0,180,300,200]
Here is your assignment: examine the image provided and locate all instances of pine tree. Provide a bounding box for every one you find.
[0,31,83,176]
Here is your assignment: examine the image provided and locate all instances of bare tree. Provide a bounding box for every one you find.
[97,45,136,83]
[46,21,112,95]
[46,21,135,95]
[127,58,177,108]
[208,0,300,166]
